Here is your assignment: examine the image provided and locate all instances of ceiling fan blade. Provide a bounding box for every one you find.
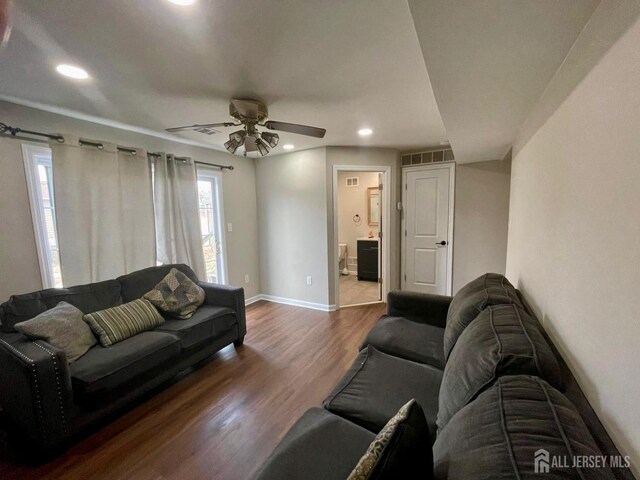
[244,136,258,152]
[165,122,237,133]
[264,120,326,138]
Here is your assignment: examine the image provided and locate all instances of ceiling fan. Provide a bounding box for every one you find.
[165,99,327,156]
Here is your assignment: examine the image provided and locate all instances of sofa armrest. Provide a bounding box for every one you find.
[0,335,73,449]
[198,282,246,338]
[386,290,452,329]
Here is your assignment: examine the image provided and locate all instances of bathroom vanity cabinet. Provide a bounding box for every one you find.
[357,239,379,282]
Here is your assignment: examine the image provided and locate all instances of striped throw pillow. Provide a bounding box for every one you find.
[83,299,164,347]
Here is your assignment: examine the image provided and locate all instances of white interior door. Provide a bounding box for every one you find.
[402,166,453,295]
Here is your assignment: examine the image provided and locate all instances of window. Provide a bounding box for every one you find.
[22,144,63,288]
[197,167,227,284]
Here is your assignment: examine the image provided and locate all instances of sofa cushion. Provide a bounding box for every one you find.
[437,304,563,430]
[433,375,614,480]
[155,306,236,349]
[323,346,442,442]
[14,301,97,363]
[117,264,199,303]
[143,268,205,319]
[348,399,434,480]
[70,331,180,398]
[83,299,165,347]
[360,315,446,369]
[0,279,122,333]
[444,273,522,359]
[254,407,375,480]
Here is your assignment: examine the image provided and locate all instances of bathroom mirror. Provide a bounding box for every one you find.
[367,187,379,226]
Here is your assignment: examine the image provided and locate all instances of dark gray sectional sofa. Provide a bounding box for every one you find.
[0,264,245,451]
[255,273,634,480]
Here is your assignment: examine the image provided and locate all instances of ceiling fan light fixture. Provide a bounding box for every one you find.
[261,132,279,148]
[230,130,246,142]
[255,137,270,156]
[224,137,242,154]
[358,128,373,136]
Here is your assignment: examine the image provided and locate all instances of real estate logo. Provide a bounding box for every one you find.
[535,449,550,474]
[533,448,631,474]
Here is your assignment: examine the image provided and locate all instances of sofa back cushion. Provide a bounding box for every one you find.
[433,375,614,480]
[437,305,562,430]
[117,264,199,303]
[444,273,522,359]
[0,279,122,333]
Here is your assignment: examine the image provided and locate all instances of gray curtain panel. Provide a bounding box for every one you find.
[51,136,156,286]
[152,153,206,280]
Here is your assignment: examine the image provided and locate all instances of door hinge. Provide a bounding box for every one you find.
[379,231,383,239]
[405,183,407,190]
[404,274,407,281]
[378,183,383,191]
[378,277,382,284]
[404,229,407,236]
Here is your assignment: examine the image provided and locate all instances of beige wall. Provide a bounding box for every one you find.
[0,138,44,298]
[0,101,261,301]
[337,171,380,272]
[507,16,640,474]
[452,160,511,293]
[256,148,329,306]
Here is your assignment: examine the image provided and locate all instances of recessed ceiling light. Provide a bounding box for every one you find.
[358,128,373,136]
[55,64,89,80]
[167,0,196,5]
[283,144,295,150]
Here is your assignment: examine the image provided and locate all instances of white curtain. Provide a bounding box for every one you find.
[51,136,156,285]
[152,153,206,280]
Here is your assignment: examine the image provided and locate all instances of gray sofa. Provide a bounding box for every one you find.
[0,264,245,451]
[255,274,634,480]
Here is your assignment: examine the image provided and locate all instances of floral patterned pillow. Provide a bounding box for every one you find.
[347,399,433,479]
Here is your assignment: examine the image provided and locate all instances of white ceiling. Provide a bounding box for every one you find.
[408,0,600,163]
[0,0,448,155]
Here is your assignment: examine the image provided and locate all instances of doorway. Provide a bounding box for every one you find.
[333,165,391,308]
[196,166,228,284]
[401,163,455,295]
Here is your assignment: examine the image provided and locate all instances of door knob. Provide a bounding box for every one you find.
[436,240,448,246]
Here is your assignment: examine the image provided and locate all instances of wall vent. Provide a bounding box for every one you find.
[345,177,359,187]
[401,148,454,167]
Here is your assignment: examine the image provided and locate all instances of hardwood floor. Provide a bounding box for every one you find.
[0,301,385,480]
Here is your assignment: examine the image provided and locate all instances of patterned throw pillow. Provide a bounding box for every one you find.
[83,299,164,347]
[15,301,97,363]
[143,268,205,319]
[348,399,433,480]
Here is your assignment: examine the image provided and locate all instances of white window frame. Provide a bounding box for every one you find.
[196,166,228,284]
[22,143,61,288]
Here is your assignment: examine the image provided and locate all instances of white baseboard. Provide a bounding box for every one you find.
[244,295,263,306]
[249,294,336,312]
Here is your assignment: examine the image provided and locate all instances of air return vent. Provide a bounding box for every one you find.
[346,177,359,187]
[401,148,454,167]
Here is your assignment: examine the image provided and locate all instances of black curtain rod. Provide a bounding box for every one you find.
[0,122,234,171]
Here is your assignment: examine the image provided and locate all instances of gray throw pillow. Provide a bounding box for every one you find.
[437,304,562,430]
[14,301,97,363]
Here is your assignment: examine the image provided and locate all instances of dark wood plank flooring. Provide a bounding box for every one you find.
[0,301,384,480]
